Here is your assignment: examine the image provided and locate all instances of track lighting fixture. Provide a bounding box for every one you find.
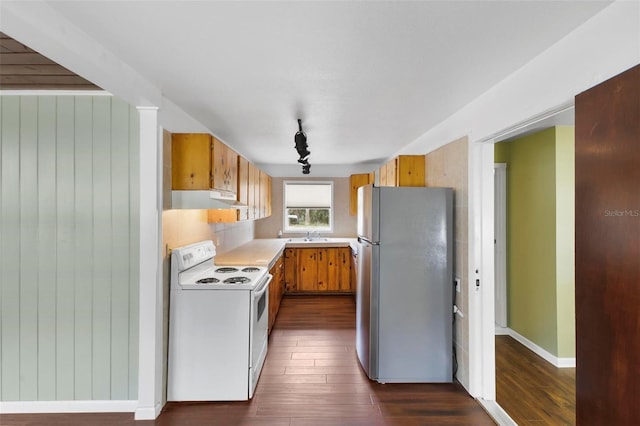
[294,119,311,174]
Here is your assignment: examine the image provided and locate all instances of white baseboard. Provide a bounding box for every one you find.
[477,399,518,426]
[134,402,164,420]
[506,328,576,368]
[0,400,137,414]
[494,325,510,335]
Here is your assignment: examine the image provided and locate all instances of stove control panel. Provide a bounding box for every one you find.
[174,240,216,271]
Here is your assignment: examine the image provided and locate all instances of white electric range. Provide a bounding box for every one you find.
[167,240,271,401]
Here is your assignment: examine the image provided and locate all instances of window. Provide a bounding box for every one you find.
[283,181,333,233]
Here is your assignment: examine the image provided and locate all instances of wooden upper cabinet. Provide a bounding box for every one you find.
[349,173,374,215]
[379,162,388,187]
[259,170,267,218]
[378,155,425,187]
[171,133,271,221]
[237,156,250,221]
[250,163,260,219]
[171,133,212,190]
[212,137,238,194]
[386,159,397,186]
[266,175,272,218]
[396,155,425,186]
[171,133,240,193]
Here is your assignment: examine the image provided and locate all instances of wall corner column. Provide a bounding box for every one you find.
[135,106,164,420]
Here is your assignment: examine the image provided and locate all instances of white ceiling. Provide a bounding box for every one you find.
[24,1,611,169]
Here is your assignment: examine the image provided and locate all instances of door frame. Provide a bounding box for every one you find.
[469,103,575,424]
[494,163,508,329]
[468,140,496,400]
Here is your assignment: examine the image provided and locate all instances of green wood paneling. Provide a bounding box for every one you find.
[37,96,58,400]
[0,95,139,401]
[55,96,76,399]
[73,96,94,399]
[1,96,21,401]
[19,97,39,400]
[91,96,113,400]
[110,98,131,399]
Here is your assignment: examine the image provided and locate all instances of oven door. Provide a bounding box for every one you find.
[249,273,272,398]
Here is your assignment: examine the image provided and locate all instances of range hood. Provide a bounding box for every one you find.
[171,190,248,210]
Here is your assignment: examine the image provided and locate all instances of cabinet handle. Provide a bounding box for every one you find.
[319,252,322,261]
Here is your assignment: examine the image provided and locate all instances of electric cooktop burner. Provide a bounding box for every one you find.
[196,277,220,284]
[223,276,251,284]
[215,267,239,273]
[242,267,261,273]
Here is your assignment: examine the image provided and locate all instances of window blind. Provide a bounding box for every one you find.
[285,183,332,208]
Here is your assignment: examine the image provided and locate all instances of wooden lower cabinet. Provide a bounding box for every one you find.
[268,254,285,335]
[350,247,357,300]
[284,247,352,293]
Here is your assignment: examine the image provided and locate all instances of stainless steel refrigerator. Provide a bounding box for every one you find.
[356,184,453,383]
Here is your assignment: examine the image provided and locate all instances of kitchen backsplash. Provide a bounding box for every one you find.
[162,209,255,254]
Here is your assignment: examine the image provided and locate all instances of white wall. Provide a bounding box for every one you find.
[0,95,139,402]
[399,1,639,153]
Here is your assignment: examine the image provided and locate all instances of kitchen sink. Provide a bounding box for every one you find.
[286,237,330,243]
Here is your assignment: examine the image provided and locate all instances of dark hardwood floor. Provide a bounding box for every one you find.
[496,334,576,426]
[1,295,495,425]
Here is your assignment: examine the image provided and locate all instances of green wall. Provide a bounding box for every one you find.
[554,126,575,358]
[0,96,139,401]
[495,127,575,358]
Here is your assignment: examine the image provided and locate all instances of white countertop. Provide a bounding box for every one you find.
[215,238,358,268]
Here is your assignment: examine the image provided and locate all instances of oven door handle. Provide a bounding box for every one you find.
[254,274,273,298]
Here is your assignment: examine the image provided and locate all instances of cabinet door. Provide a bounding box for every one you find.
[171,133,212,190]
[266,175,272,218]
[268,262,278,334]
[350,249,357,298]
[237,156,249,221]
[276,256,284,305]
[317,248,328,291]
[212,137,238,193]
[212,137,227,192]
[226,144,238,193]
[379,163,387,186]
[386,159,397,187]
[284,248,297,293]
[396,155,425,187]
[247,163,257,220]
[338,248,351,291]
[328,248,344,291]
[253,166,262,219]
[259,170,267,218]
[349,173,372,216]
[297,249,318,291]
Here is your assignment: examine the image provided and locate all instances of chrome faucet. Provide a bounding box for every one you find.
[304,231,320,241]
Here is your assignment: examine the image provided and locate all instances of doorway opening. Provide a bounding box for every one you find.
[475,104,577,425]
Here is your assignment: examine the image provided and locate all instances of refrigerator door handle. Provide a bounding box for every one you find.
[358,236,379,246]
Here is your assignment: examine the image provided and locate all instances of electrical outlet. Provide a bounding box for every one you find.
[455,277,461,293]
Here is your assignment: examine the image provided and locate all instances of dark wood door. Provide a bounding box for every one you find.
[575,64,639,425]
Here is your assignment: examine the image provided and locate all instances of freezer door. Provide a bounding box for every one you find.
[355,237,380,378]
[357,184,378,242]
